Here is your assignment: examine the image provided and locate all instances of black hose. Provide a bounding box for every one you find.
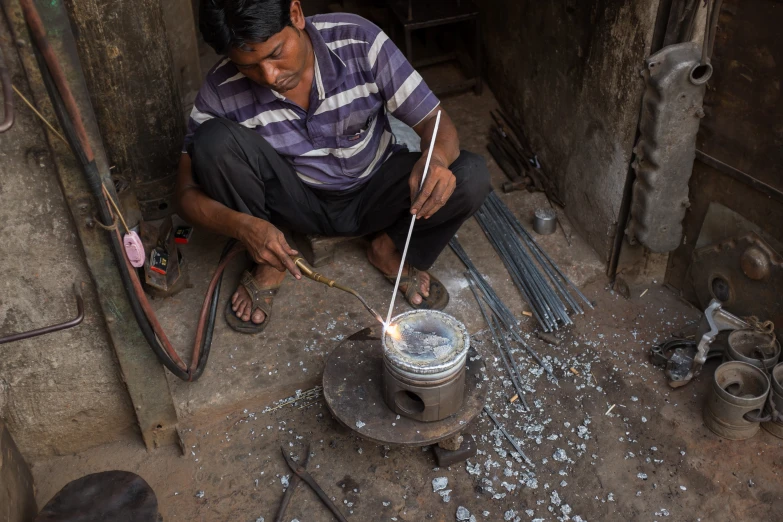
[34,43,227,381]
[191,239,236,380]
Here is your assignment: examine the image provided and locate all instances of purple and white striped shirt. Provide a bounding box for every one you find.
[184,13,440,191]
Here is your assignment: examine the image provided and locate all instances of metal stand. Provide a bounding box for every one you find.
[322,325,486,451]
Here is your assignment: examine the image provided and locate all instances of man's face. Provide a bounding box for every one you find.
[227,4,309,94]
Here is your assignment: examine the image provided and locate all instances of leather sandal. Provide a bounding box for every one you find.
[225,269,281,334]
[384,265,449,311]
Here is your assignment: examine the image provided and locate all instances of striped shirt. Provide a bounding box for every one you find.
[184,13,440,191]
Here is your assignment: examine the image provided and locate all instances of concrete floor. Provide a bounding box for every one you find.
[28,87,783,520]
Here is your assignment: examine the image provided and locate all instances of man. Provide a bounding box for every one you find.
[177,0,491,333]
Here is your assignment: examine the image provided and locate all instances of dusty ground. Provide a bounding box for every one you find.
[30,279,783,521]
[29,84,783,520]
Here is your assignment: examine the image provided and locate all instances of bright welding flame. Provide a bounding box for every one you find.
[384,323,401,340]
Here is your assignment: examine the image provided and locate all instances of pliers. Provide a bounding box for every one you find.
[275,445,348,522]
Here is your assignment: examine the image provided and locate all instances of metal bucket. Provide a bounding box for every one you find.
[725,329,780,371]
[382,310,469,422]
[703,361,770,440]
[761,363,783,439]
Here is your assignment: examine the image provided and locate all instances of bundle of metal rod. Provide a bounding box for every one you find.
[488,192,593,312]
[488,110,563,206]
[467,278,530,411]
[474,192,592,332]
[450,238,555,381]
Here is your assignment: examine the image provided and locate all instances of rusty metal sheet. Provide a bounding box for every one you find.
[697,0,783,193]
[666,0,783,296]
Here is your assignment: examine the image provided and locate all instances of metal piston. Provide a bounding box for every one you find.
[761,363,783,439]
[703,361,770,440]
[725,329,781,371]
[382,310,469,422]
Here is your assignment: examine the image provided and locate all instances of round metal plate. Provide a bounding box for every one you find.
[323,325,487,446]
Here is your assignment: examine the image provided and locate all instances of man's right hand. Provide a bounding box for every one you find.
[238,217,302,279]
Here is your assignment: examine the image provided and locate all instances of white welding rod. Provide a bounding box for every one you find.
[385,109,442,326]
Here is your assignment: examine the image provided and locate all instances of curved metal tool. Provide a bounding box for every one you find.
[0,282,85,344]
[293,257,383,324]
[274,445,311,522]
[667,299,748,387]
[280,446,348,522]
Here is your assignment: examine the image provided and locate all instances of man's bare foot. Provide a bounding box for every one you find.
[231,264,286,324]
[367,233,431,305]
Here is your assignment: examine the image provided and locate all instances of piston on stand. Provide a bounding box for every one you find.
[382,310,470,422]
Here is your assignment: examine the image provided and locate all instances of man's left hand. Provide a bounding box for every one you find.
[409,154,456,220]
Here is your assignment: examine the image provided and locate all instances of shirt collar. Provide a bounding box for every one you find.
[305,18,346,100]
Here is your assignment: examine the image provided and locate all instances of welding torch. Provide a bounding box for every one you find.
[291,257,384,324]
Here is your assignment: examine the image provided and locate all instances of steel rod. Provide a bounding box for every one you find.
[468,277,529,409]
[484,406,534,466]
[0,283,84,344]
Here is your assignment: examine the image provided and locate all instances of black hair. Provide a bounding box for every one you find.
[199,0,294,54]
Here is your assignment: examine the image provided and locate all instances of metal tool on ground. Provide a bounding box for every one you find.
[279,446,348,522]
[292,257,383,324]
[474,192,592,332]
[274,446,312,522]
[450,237,555,381]
[0,43,14,133]
[483,406,534,467]
[385,110,441,328]
[0,282,84,344]
[667,299,749,387]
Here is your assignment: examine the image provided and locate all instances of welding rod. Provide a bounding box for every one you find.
[483,406,534,467]
[468,277,530,410]
[485,197,574,322]
[386,110,442,326]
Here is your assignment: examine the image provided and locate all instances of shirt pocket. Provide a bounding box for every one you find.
[334,113,379,178]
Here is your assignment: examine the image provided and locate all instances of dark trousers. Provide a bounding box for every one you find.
[190,118,491,270]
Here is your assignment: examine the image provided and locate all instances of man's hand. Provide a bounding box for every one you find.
[238,217,302,278]
[409,154,456,220]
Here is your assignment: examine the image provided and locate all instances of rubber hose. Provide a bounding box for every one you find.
[34,43,230,381]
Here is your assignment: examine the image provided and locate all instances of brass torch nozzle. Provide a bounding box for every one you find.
[292,257,383,324]
[293,257,336,287]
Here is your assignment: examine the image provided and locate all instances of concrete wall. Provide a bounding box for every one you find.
[0,35,137,458]
[480,0,661,261]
